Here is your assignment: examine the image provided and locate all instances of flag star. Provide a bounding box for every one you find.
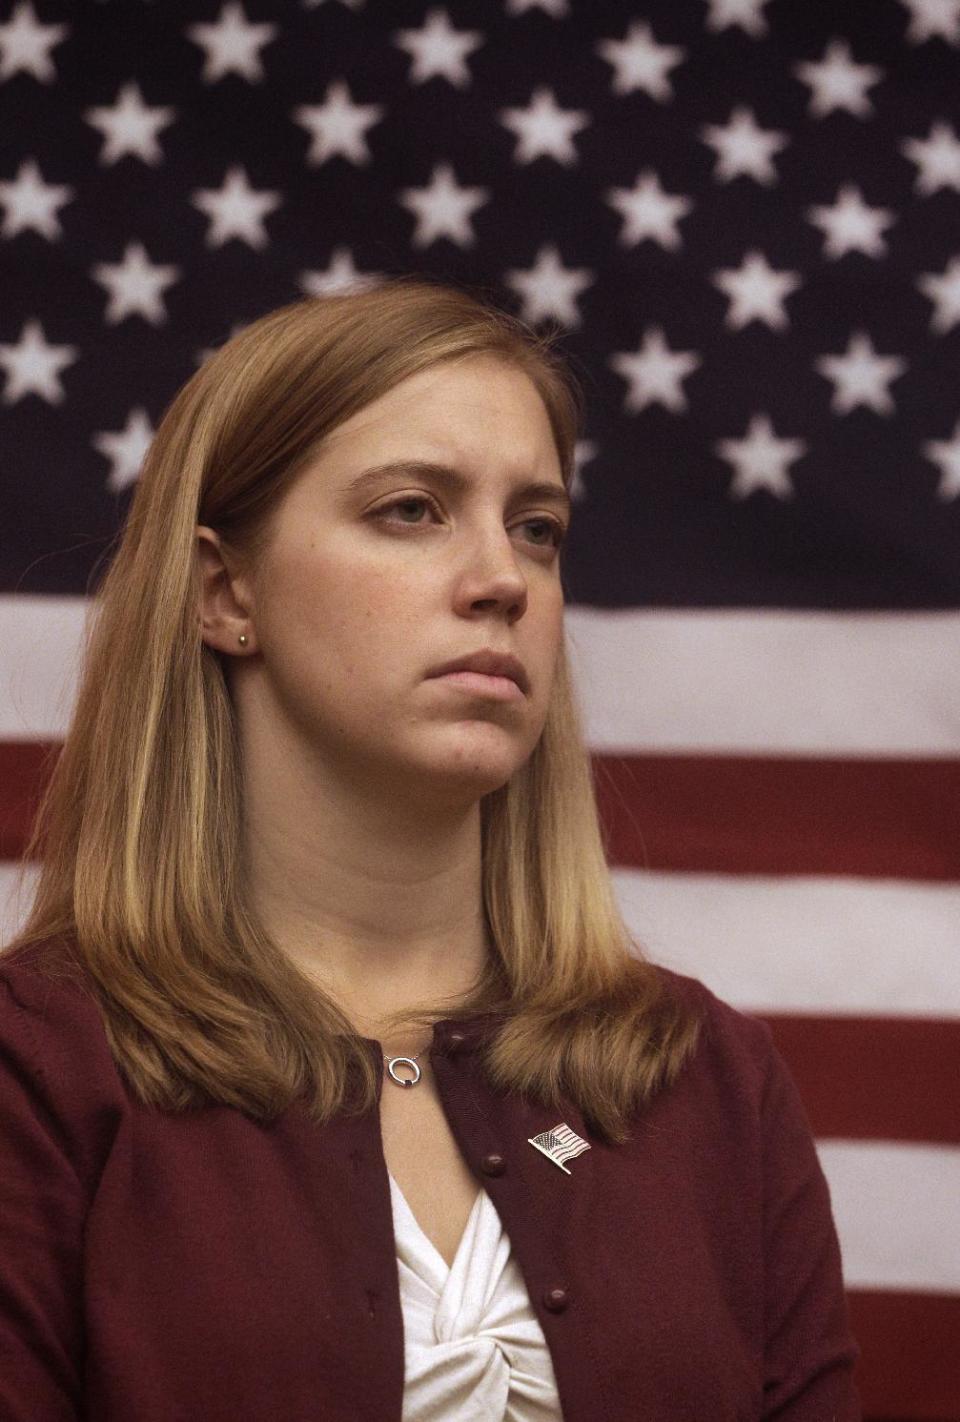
[293,80,384,165]
[506,0,569,15]
[715,413,805,499]
[196,320,248,366]
[191,165,281,249]
[399,162,489,247]
[299,246,382,296]
[0,158,73,239]
[900,120,960,195]
[0,318,77,403]
[91,241,180,325]
[84,82,176,165]
[794,38,884,119]
[571,438,597,500]
[92,407,155,493]
[185,1,278,83]
[815,330,907,415]
[922,418,960,499]
[897,0,960,43]
[609,327,701,413]
[0,1,68,82]
[806,184,896,259]
[595,20,685,101]
[606,169,693,248]
[700,106,788,184]
[711,250,802,331]
[703,0,771,37]
[499,87,589,165]
[394,8,483,88]
[917,255,960,333]
[504,244,594,328]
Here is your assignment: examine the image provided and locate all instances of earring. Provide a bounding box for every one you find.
[238,634,248,646]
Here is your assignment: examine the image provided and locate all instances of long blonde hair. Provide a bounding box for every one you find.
[4,276,702,1145]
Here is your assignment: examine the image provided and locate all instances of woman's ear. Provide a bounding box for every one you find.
[196,524,256,655]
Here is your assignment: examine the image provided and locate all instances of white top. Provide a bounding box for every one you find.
[388,1172,563,1421]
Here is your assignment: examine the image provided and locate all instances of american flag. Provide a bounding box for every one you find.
[1,0,958,1416]
[528,1123,593,1174]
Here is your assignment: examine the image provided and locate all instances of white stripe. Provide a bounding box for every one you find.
[818,1141,960,1293]
[2,598,960,754]
[0,596,90,739]
[565,607,960,755]
[614,869,960,1018]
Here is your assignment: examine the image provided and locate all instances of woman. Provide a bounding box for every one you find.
[0,277,861,1420]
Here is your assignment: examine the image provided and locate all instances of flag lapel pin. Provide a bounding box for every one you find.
[527,1123,591,1175]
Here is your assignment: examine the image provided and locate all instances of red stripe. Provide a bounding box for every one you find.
[757,1015,960,1146]
[849,1290,960,1419]
[594,754,960,880]
[5,745,959,878]
[0,741,59,860]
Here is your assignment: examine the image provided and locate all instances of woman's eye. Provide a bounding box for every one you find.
[373,497,566,549]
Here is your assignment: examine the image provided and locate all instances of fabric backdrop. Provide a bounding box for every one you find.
[0,1,958,1417]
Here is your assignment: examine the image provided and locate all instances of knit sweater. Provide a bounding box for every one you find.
[0,937,861,1421]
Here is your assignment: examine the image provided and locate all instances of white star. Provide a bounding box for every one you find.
[711,250,802,331]
[609,327,701,413]
[191,165,281,249]
[806,184,896,259]
[595,20,685,101]
[605,169,693,248]
[293,80,384,165]
[0,1,67,82]
[84,82,176,165]
[499,87,589,164]
[700,106,788,183]
[897,0,960,43]
[794,38,884,119]
[299,246,382,296]
[196,320,248,367]
[703,0,771,37]
[900,120,960,195]
[0,318,76,403]
[0,158,73,239]
[917,255,960,333]
[505,0,569,15]
[815,331,907,415]
[922,418,960,499]
[185,1,277,83]
[92,407,155,493]
[715,413,806,499]
[91,241,180,325]
[571,438,597,500]
[504,244,594,328]
[394,8,483,87]
[399,162,489,247]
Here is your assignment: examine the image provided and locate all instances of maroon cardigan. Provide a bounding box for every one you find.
[0,938,861,1421]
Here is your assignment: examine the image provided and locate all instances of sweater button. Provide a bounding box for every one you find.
[543,1287,569,1313]
[446,1030,467,1054]
[480,1152,506,1176]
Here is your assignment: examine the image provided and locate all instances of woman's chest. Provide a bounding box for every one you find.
[378,1070,482,1268]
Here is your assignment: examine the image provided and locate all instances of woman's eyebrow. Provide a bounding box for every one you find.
[341,460,573,519]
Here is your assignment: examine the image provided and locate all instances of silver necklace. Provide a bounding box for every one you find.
[383,1052,422,1087]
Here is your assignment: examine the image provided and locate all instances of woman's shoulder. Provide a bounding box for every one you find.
[648,958,782,1107]
[0,933,126,1115]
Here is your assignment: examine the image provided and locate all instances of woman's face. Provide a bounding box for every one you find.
[234,354,571,807]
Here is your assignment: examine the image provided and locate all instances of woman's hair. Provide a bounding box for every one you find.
[4,275,702,1145]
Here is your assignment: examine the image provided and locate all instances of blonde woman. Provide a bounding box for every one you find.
[0,278,860,1421]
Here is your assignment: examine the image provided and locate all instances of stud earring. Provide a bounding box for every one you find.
[238,634,248,646]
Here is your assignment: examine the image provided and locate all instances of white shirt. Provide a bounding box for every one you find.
[389,1172,563,1421]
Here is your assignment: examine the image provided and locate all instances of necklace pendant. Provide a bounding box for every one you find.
[385,1055,421,1087]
